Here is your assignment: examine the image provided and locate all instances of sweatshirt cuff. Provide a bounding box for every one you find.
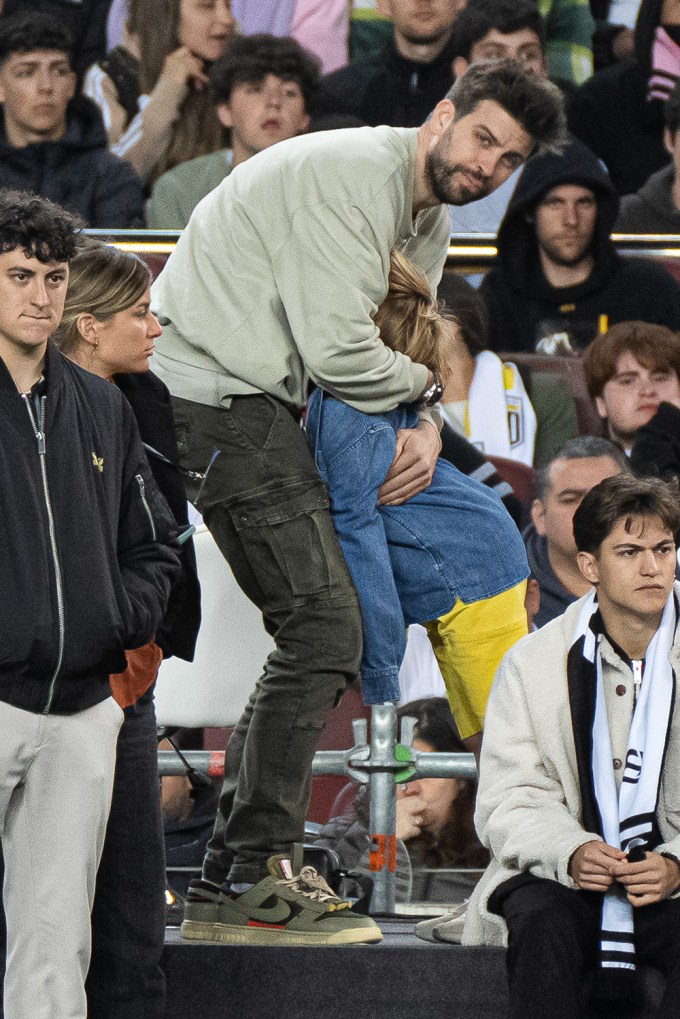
[407,361,429,402]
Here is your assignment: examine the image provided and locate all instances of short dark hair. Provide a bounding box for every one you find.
[573,473,680,554]
[449,0,546,62]
[0,11,73,68]
[583,321,680,399]
[0,189,80,263]
[535,435,629,501]
[437,272,489,357]
[665,78,680,136]
[445,59,566,155]
[210,33,321,113]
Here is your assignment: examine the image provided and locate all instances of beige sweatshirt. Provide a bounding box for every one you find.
[150,125,451,414]
[463,590,680,948]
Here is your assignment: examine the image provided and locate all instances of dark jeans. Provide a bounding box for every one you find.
[86,687,166,1019]
[172,394,362,883]
[493,875,680,1019]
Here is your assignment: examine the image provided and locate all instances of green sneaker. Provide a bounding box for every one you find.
[181,850,382,946]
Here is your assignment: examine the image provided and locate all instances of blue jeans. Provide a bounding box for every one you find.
[86,688,166,1019]
[171,394,362,883]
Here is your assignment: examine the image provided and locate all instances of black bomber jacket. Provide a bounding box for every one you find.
[0,344,180,714]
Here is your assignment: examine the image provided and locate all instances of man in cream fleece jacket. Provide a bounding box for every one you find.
[151,60,566,945]
[464,473,680,1018]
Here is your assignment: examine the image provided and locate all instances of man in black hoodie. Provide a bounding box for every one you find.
[318,0,462,127]
[482,137,680,354]
[0,12,143,227]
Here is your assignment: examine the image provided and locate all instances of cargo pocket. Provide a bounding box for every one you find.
[230,478,350,606]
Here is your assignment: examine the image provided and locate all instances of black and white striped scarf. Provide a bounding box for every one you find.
[567,590,676,1000]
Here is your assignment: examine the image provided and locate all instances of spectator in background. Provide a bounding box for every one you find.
[349,0,594,85]
[1,0,110,78]
[524,436,627,627]
[451,1,561,90]
[84,0,237,186]
[616,77,680,231]
[439,273,579,465]
[107,0,349,75]
[583,320,680,452]
[0,12,143,227]
[481,138,680,354]
[569,0,680,195]
[439,273,537,466]
[147,34,319,230]
[313,698,489,906]
[318,0,462,127]
[630,370,680,482]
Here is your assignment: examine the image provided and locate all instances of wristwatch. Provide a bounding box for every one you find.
[419,367,444,407]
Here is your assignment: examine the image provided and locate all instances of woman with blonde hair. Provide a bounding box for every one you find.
[306,250,530,758]
[84,0,237,184]
[54,239,200,1019]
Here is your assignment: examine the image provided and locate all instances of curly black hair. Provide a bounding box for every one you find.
[0,11,74,67]
[0,190,81,263]
[210,33,321,114]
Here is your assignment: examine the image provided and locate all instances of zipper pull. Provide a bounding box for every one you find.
[36,431,46,456]
[632,660,643,707]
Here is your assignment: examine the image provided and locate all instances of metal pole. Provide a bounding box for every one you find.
[367,703,398,913]
[157,748,476,780]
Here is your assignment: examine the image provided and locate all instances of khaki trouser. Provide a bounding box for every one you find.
[0,697,122,1019]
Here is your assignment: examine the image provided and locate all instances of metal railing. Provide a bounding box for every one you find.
[89,229,680,268]
[158,703,476,913]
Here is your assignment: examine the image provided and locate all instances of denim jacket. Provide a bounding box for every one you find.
[306,389,529,705]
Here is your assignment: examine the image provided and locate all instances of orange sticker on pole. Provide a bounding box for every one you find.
[370,834,397,872]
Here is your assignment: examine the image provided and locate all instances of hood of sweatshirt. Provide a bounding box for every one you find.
[523,522,577,627]
[495,138,620,304]
[0,94,108,167]
[631,162,680,221]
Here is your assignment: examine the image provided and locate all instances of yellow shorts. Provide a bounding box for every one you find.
[425,581,528,740]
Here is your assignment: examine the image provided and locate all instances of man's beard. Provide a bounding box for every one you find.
[538,235,593,269]
[426,148,492,206]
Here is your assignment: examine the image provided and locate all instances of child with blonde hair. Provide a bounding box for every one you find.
[306,250,530,756]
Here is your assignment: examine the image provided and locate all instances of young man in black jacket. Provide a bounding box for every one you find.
[0,12,143,227]
[0,190,179,1019]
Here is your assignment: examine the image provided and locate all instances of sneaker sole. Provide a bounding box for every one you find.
[180,919,383,946]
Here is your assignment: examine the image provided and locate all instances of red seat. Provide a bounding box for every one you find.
[488,455,535,508]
